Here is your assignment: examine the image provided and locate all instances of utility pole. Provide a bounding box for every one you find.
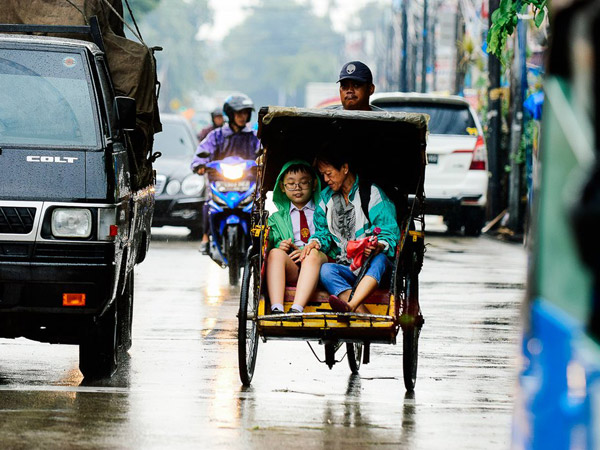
[411,40,418,91]
[507,18,527,233]
[487,0,503,220]
[387,22,394,91]
[400,0,408,91]
[431,9,437,92]
[421,0,428,93]
[454,4,465,95]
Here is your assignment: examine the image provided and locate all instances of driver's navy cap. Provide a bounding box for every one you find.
[337,61,373,84]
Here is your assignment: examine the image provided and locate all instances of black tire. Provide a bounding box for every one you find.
[464,216,483,236]
[403,325,420,391]
[117,271,134,352]
[227,226,240,286]
[79,301,118,379]
[402,267,421,391]
[238,256,260,386]
[187,225,203,241]
[347,342,363,374]
[445,216,462,235]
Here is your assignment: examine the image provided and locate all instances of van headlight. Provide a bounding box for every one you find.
[166,179,181,195]
[181,175,205,196]
[51,208,92,238]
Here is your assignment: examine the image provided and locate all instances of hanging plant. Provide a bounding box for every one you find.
[487,0,547,64]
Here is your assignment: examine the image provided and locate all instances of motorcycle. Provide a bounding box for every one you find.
[205,155,257,285]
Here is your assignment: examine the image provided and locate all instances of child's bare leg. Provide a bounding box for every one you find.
[335,290,368,313]
[266,248,299,311]
[292,250,328,309]
[346,276,379,312]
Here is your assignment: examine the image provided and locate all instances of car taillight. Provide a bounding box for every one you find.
[469,135,486,170]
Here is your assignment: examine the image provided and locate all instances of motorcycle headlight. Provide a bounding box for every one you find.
[221,163,245,180]
[166,179,181,196]
[181,175,205,196]
[51,208,92,238]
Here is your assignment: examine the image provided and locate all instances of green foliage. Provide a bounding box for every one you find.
[487,0,547,64]
[138,0,212,106]
[219,0,344,108]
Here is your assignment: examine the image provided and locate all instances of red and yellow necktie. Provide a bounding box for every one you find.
[298,209,310,243]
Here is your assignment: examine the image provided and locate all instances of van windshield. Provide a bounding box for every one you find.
[0,48,98,148]
[374,101,477,135]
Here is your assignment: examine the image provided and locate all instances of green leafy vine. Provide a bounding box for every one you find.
[487,0,547,64]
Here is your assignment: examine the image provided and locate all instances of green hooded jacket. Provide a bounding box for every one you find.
[268,159,322,249]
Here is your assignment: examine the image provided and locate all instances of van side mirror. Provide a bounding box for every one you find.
[115,96,137,131]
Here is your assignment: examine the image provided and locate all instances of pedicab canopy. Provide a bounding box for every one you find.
[257,106,429,204]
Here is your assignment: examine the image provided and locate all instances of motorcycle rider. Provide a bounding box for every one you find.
[197,107,225,142]
[191,93,260,254]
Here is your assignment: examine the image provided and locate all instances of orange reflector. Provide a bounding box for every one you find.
[63,293,86,307]
[110,225,118,236]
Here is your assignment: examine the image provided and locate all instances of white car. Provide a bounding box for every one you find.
[371,93,488,236]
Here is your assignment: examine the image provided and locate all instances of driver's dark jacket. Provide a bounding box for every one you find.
[190,123,260,171]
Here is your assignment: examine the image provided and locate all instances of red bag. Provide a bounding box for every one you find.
[346,228,381,271]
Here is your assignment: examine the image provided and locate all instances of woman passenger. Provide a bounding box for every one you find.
[299,153,400,313]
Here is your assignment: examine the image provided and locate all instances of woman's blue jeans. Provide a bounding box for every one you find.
[319,253,391,297]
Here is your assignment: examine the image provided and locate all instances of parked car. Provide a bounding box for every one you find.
[371,93,488,236]
[152,114,207,237]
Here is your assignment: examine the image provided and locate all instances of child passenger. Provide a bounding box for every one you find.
[267,160,328,314]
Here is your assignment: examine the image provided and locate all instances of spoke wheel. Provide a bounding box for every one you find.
[347,342,363,374]
[403,324,421,391]
[238,256,260,386]
[402,263,421,391]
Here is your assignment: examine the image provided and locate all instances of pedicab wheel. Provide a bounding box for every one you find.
[402,265,421,391]
[403,324,420,391]
[346,342,363,374]
[238,255,260,386]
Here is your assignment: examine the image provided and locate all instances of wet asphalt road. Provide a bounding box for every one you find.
[0,222,526,449]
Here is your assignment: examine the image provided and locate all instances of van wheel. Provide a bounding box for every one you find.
[117,271,134,352]
[136,233,148,263]
[79,302,118,379]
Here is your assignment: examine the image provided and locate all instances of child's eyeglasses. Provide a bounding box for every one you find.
[284,180,311,190]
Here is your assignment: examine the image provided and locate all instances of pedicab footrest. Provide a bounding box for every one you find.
[257,311,394,325]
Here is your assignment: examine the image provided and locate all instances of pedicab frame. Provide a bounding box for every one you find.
[238,106,428,391]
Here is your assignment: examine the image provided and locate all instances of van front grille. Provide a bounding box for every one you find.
[0,207,36,234]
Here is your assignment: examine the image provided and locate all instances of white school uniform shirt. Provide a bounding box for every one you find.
[289,200,315,248]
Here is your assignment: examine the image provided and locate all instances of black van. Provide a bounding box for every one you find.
[0,24,155,377]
